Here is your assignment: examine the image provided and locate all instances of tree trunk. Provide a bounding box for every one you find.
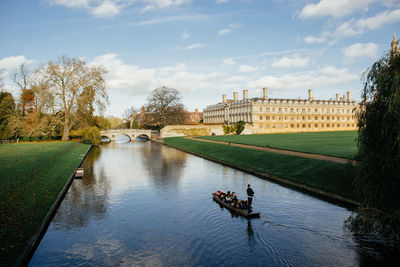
[62,115,70,141]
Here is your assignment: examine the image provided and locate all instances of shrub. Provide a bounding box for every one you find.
[70,126,101,145]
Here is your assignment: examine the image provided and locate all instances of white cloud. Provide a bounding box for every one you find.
[50,0,90,8]
[326,9,400,39]
[181,32,191,40]
[221,58,235,66]
[218,28,231,35]
[299,0,376,19]
[49,0,191,18]
[0,55,34,71]
[177,43,205,50]
[248,66,358,90]
[91,53,156,93]
[342,43,379,59]
[90,1,120,18]
[90,53,209,94]
[239,65,259,73]
[271,54,310,68]
[304,35,326,44]
[216,0,228,3]
[140,5,155,14]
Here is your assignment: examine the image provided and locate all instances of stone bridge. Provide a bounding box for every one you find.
[101,129,154,142]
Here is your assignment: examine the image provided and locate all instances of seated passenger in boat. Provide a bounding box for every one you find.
[231,192,238,203]
[225,191,232,203]
[215,190,222,197]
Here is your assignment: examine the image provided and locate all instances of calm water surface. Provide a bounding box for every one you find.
[30,141,397,266]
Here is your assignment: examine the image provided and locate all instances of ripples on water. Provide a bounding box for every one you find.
[29,141,399,266]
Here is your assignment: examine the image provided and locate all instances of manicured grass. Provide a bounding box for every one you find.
[198,131,358,159]
[0,142,91,266]
[164,137,356,200]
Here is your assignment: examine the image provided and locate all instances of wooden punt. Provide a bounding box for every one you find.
[212,193,260,218]
[74,168,84,178]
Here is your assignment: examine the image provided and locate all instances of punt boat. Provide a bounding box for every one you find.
[212,193,260,218]
[74,168,84,178]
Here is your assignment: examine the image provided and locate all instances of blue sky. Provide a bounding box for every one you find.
[1,0,399,117]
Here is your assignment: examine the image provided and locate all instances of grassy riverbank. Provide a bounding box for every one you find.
[0,142,91,267]
[198,131,358,159]
[164,137,356,202]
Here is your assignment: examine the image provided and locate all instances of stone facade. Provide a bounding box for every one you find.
[183,109,203,124]
[203,88,360,133]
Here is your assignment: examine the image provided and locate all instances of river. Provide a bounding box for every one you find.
[29,140,398,266]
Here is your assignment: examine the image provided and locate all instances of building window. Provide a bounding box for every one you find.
[314,116,318,120]
[291,124,294,128]
[260,124,263,128]
[266,124,270,128]
[260,107,263,112]
[314,108,318,112]
[314,124,318,127]
[266,116,270,120]
[260,116,263,120]
[302,124,306,128]
[266,108,270,112]
[272,108,275,112]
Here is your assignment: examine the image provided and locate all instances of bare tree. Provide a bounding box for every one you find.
[122,106,139,129]
[40,56,109,140]
[146,86,185,128]
[12,64,32,116]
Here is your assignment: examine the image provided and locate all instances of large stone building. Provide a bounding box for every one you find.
[203,88,360,133]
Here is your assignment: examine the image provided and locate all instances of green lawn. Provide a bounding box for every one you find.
[198,131,358,159]
[0,142,91,266]
[164,137,356,200]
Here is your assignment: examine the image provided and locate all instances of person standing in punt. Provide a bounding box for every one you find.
[247,184,255,213]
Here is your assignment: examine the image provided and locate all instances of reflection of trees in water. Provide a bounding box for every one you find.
[141,143,186,187]
[346,210,400,266]
[52,146,111,229]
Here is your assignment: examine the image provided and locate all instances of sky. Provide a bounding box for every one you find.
[0,0,400,117]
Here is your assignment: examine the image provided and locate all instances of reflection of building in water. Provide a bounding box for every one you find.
[203,88,360,133]
[52,147,111,228]
[141,143,187,187]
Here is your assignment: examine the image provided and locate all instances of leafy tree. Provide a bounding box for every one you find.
[146,86,185,128]
[355,42,400,213]
[222,123,237,134]
[236,121,245,135]
[70,126,101,145]
[94,116,111,130]
[0,92,23,140]
[39,56,108,140]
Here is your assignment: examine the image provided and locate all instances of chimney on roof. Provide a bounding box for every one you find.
[195,108,198,113]
[346,91,351,101]
[233,92,238,101]
[243,90,248,100]
[336,94,340,101]
[222,94,227,103]
[263,87,268,99]
[308,89,314,101]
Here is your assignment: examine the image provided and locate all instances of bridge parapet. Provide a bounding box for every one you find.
[100,129,154,142]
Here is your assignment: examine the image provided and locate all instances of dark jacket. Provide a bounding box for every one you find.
[247,187,254,197]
